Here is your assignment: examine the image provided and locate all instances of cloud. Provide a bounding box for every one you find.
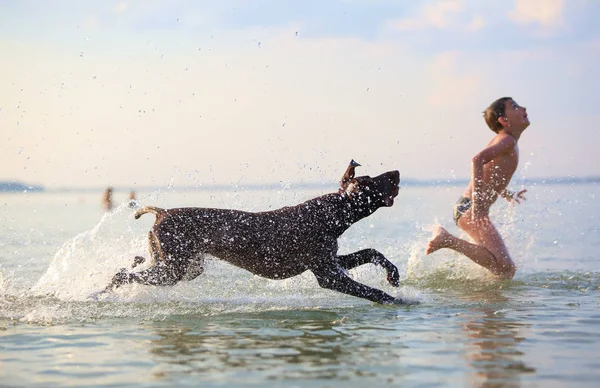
[422,0,464,28]
[509,0,564,27]
[385,0,471,32]
[426,51,484,109]
[114,2,129,13]
[83,17,99,29]
[467,14,485,31]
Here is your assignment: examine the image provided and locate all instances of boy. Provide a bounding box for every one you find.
[426,97,529,279]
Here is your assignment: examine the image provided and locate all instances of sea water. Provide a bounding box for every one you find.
[1,183,599,387]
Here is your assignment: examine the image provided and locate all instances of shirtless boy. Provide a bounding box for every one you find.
[426,97,529,279]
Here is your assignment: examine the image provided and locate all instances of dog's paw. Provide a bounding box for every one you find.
[109,268,131,287]
[132,256,146,269]
[387,266,400,287]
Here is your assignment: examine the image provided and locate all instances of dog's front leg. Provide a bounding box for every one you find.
[312,265,406,305]
[337,249,400,287]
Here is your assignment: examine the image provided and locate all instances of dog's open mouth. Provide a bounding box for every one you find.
[384,184,400,206]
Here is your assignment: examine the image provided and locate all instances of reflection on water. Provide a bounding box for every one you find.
[147,310,367,383]
[143,293,539,386]
[2,284,599,387]
[460,291,535,387]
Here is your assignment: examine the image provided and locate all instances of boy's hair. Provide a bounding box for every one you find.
[483,97,513,133]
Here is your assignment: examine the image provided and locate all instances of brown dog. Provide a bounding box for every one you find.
[98,160,409,305]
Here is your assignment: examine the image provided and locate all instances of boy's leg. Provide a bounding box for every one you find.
[427,217,516,278]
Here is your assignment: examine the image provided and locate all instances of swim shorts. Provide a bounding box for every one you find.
[453,196,472,225]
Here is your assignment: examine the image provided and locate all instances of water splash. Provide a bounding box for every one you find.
[29,202,148,300]
[404,222,497,288]
[22,199,419,312]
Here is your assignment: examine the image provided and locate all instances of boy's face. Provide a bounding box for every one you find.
[501,99,529,130]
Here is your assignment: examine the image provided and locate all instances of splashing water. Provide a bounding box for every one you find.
[404,220,504,290]
[29,202,148,300]
[20,186,534,310]
[24,199,421,308]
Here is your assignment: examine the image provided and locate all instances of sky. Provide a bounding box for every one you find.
[1,0,599,189]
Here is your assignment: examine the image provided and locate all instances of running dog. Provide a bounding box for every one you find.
[98,160,409,305]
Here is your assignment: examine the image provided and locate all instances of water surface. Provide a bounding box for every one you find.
[1,183,599,387]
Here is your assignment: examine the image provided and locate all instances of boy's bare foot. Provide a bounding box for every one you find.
[426,226,452,255]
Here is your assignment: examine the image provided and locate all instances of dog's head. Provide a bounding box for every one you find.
[339,160,400,209]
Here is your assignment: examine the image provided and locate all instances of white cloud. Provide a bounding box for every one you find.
[467,14,485,31]
[83,17,99,29]
[422,0,464,28]
[425,51,484,109]
[114,2,129,13]
[509,0,564,26]
[385,0,477,32]
[387,18,421,31]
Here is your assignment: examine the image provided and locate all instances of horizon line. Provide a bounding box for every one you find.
[1,175,599,193]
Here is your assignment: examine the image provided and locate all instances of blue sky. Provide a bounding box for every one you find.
[1,0,599,188]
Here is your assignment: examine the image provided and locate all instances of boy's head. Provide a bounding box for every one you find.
[483,97,529,133]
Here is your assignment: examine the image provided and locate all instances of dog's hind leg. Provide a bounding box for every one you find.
[181,253,205,281]
[337,249,400,287]
[129,231,163,269]
[148,231,165,265]
[107,231,175,290]
[311,265,406,305]
[107,261,181,288]
[128,263,181,286]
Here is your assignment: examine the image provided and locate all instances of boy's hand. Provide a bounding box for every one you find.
[501,188,527,204]
[509,189,527,204]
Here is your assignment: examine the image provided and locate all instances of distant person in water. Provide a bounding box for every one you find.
[102,187,113,211]
[426,97,529,279]
[128,190,137,208]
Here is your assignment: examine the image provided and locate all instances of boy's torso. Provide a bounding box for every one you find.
[463,134,519,210]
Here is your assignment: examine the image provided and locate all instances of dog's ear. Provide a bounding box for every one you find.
[340,159,361,190]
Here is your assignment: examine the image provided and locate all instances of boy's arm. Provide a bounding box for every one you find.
[471,135,517,218]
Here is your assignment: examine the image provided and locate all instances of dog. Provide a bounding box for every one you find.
[96,160,409,305]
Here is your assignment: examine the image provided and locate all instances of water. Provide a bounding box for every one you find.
[1,183,599,387]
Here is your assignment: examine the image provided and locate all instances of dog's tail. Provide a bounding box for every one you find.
[134,206,167,220]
